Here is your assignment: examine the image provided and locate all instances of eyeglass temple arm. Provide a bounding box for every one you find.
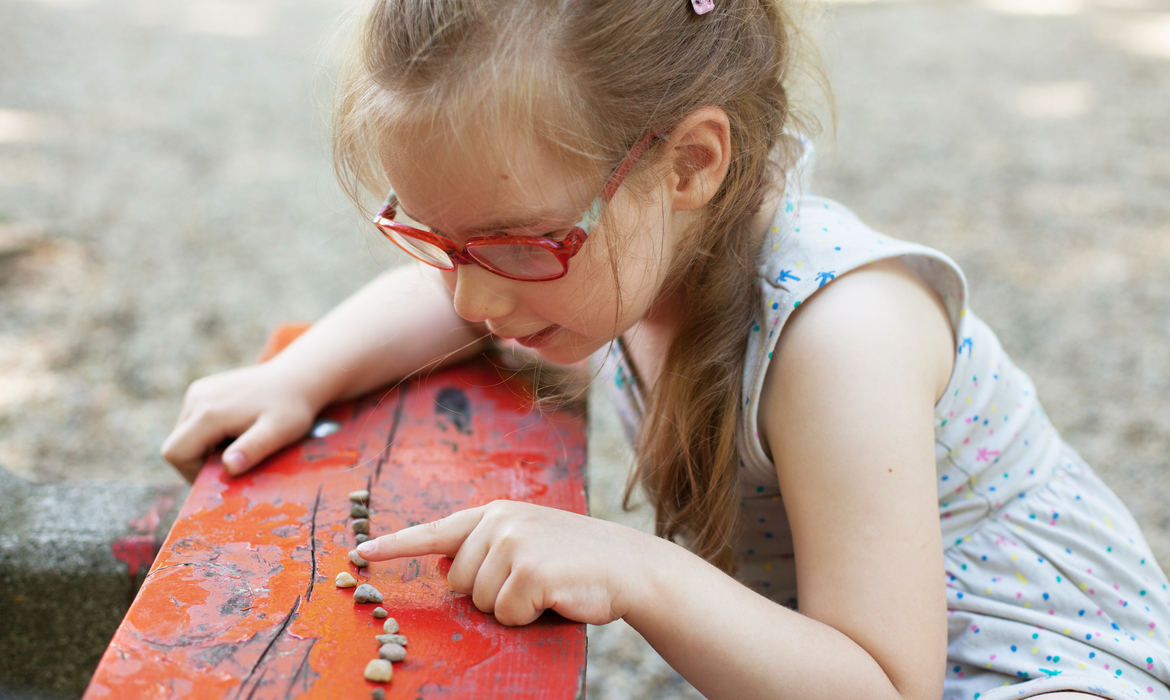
[377,193,397,220]
[601,133,658,202]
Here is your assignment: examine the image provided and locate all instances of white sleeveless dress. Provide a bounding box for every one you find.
[596,146,1170,699]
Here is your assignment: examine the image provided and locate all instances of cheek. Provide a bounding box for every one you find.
[598,215,672,306]
[549,213,671,332]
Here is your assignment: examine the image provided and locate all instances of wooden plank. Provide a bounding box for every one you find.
[85,331,587,699]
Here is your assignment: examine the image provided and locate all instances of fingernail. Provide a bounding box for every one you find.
[357,541,377,555]
[224,451,246,474]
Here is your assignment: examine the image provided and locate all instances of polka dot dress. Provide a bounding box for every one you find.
[596,143,1170,699]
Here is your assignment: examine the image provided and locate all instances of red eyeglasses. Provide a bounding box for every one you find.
[373,134,656,282]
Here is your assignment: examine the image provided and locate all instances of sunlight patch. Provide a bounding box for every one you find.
[183,1,272,37]
[981,0,1085,15]
[1015,82,1094,119]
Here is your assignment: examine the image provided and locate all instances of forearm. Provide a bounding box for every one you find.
[268,263,487,410]
[623,536,932,700]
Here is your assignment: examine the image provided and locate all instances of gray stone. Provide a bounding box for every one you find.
[353,584,383,604]
[378,643,406,662]
[352,518,370,535]
[372,689,386,700]
[349,490,370,504]
[355,533,370,544]
[348,550,368,568]
[375,634,407,646]
[382,618,399,634]
[372,607,387,619]
[350,504,369,518]
[0,466,185,698]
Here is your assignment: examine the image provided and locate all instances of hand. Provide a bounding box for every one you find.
[356,501,652,626]
[160,361,320,482]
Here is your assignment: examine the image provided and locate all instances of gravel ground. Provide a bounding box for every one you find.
[1,0,1167,697]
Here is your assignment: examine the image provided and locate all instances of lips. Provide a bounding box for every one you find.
[511,325,560,349]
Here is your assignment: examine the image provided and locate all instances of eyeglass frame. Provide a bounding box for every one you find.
[372,133,658,282]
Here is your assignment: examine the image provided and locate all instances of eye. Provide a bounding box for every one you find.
[543,227,574,242]
[479,228,565,242]
[422,225,455,241]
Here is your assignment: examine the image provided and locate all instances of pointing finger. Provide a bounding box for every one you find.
[356,507,485,562]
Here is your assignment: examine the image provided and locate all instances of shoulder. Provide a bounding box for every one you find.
[757,258,955,463]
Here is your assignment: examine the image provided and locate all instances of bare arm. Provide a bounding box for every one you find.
[626,259,953,700]
[356,260,954,699]
[162,263,486,480]
[269,263,487,406]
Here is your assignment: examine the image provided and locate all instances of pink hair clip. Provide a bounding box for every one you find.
[691,0,714,14]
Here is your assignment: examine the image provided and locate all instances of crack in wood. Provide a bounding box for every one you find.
[237,595,301,700]
[374,384,409,484]
[306,486,321,603]
[281,637,319,699]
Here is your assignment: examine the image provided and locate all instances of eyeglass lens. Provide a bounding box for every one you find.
[383,227,455,270]
[467,243,565,279]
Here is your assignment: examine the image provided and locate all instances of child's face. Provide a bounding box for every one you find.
[383,135,684,365]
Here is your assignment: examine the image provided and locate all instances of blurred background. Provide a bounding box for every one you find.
[1,0,1168,697]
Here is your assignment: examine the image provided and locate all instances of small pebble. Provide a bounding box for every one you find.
[382,618,399,634]
[376,634,407,646]
[351,504,369,518]
[372,690,385,700]
[363,659,393,683]
[353,584,384,604]
[334,571,357,588]
[349,489,370,504]
[355,533,370,544]
[373,607,388,619]
[379,643,406,662]
[352,518,370,535]
[348,550,369,568]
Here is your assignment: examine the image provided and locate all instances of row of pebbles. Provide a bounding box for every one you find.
[334,576,410,690]
[350,489,372,544]
[334,489,409,697]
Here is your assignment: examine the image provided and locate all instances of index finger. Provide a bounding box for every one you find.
[355,506,485,562]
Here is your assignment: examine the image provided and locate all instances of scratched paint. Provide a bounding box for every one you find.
[86,339,587,699]
[110,491,180,606]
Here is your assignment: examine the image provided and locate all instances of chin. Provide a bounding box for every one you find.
[529,345,588,366]
[526,336,606,366]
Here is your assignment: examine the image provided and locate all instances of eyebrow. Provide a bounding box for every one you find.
[398,202,569,234]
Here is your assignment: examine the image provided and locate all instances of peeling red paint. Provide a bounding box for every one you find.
[112,491,180,580]
[87,335,586,699]
[111,535,158,580]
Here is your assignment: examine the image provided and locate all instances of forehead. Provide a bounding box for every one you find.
[380,124,598,232]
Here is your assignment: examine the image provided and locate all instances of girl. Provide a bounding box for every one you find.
[161,0,1170,698]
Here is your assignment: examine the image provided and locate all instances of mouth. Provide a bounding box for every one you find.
[506,325,561,349]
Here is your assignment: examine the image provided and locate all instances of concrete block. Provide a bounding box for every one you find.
[0,466,186,699]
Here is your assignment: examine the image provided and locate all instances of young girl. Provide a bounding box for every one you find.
[161,0,1170,697]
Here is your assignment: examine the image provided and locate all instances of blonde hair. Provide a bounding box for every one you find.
[333,0,822,573]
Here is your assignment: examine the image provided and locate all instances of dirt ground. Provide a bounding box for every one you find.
[1,0,1168,697]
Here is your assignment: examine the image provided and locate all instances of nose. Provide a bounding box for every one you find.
[450,264,518,324]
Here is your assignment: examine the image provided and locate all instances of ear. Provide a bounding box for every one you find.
[664,106,732,212]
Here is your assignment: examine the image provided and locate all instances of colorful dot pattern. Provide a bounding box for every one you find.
[595,142,1170,699]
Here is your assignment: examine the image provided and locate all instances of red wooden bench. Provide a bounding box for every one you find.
[84,325,588,699]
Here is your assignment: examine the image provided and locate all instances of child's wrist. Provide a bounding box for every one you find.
[611,527,682,623]
[619,533,718,633]
[263,352,344,414]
